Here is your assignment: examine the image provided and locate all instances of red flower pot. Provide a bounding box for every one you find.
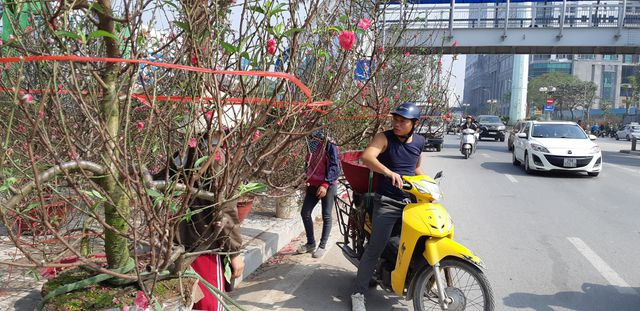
[236,198,254,223]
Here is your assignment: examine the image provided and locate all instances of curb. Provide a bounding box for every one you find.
[238,207,320,283]
[619,149,640,155]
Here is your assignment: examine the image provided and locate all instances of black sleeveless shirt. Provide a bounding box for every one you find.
[376,130,425,200]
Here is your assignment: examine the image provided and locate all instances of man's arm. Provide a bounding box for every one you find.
[415,155,425,176]
[361,133,403,188]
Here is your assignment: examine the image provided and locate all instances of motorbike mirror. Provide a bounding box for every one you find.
[434,171,443,179]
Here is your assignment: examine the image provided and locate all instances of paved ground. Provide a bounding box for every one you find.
[231,135,640,311]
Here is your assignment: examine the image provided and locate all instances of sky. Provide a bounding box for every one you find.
[443,54,466,108]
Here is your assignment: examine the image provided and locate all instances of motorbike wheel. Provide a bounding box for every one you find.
[412,258,494,311]
[463,149,470,159]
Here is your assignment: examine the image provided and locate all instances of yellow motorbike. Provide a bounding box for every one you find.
[336,163,494,310]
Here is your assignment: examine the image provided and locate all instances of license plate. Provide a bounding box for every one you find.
[489,131,497,134]
[564,158,577,167]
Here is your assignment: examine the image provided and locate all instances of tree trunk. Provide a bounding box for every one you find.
[97,0,131,270]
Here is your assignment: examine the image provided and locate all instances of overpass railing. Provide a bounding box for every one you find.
[383,2,640,31]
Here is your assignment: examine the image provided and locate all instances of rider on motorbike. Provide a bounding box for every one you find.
[461,115,479,132]
[351,102,426,311]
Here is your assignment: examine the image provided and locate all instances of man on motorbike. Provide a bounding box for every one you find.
[351,102,426,311]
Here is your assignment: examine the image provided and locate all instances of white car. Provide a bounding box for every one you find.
[512,121,602,177]
[615,122,640,141]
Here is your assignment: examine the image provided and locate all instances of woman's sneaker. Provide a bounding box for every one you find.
[296,243,316,254]
[351,293,366,311]
[312,247,326,258]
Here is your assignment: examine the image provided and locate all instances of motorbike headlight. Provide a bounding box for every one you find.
[530,143,550,153]
[413,181,443,201]
[589,145,601,154]
[498,125,506,131]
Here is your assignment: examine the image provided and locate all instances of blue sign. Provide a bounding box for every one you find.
[354,60,375,81]
[544,105,554,112]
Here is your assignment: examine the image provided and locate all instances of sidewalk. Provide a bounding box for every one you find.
[0,206,317,310]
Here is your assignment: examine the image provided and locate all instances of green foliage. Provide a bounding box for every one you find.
[235,182,267,197]
[527,72,576,108]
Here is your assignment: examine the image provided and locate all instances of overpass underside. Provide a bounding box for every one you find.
[383,1,640,55]
[390,27,640,54]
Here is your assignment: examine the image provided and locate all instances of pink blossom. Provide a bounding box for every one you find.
[136,121,144,131]
[252,130,262,141]
[22,94,33,103]
[338,31,356,51]
[191,53,198,66]
[58,85,63,93]
[68,149,79,160]
[408,86,412,90]
[123,306,129,311]
[394,94,400,100]
[188,138,197,148]
[378,46,384,53]
[363,86,369,92]
[25,26,32,32]
[325,65,332,71]
[357,18,372,30]
[134,291,149,309]
[404,52,411,57]
[356,81,363,87]
[214,150,222,161]
[383,97,389,104]
[0,39,3,46]
[267,38,276,55]
[451,40,458,48]
[8,34,15,40]
[204,110,213,121]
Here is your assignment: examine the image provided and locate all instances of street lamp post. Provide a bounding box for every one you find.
[539,86,557,121]
[462,103,470,117]
[486,99,497,115]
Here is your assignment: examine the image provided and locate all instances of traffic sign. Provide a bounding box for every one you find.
[544,105,554,112]
[546,98,554,105]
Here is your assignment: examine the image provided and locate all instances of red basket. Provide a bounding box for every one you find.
[340,151,378,194]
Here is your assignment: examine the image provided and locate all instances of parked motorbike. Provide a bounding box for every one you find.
[335,170,494,311]
[460,128,478,159]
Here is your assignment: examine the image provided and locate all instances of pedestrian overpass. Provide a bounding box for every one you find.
[382,0,640,54]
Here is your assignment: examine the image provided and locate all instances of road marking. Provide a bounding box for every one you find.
[567,237,638,296]
[504,174,518,183]
[604,163,640,175]
[481,153,491,158]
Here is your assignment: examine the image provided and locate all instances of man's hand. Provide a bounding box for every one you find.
[316,185,327,199]
[230,256,245,279]
[387,171,404,189]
